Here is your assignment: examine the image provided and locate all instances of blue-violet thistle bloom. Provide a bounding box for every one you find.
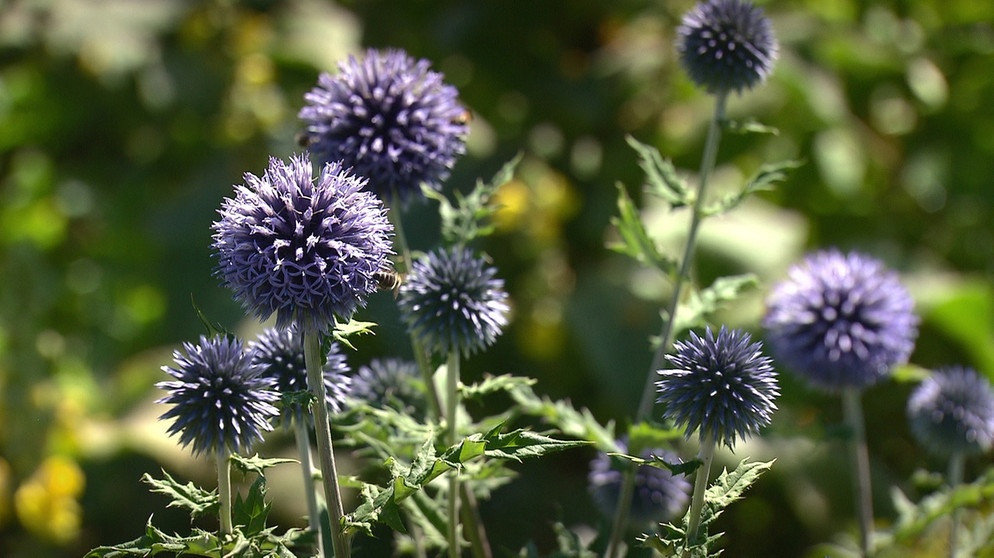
[764,250,918,392]
[657,326,779,448]
[157,335,279,456]
[249,327,353,427]
[398,247,509,357]
[908,367,994,457]
[212,153,393,334]
[676,0,778,94]
[299,48,469,203]
[351,357,426,416]
[589,443,691,524]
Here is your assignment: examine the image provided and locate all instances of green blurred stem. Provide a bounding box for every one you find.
[304,328,350,558]
[293,409,324,558]
[948,451,964,558]
[217,446,233,535]
[447,349,461,558]
[607,91,729,558]
[684,434,716,553]
[842,387,873,557]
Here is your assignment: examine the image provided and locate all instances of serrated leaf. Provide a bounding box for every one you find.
[332,317,377,350]
[891,468,994,543]
[703,159,802,217]
[191,294,230,338]
[459,373,536,400]
[700,459,775,525]
[608,183,679,276]
[480,426,590,462]
[721,118,780,136]
[609,452,701,478]
[230,453,297,477]
[625,135,692,208]
[671,274,758,335]
[507,381,617,450]
[233,475,271,536]
[142,471,218,519]
[626,421,685,454]
[85,519,219,557]
[425,153,522,245]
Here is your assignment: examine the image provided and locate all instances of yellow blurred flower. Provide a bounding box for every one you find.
[14,455,85,544]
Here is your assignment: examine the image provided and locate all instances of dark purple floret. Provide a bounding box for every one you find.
[398,247,509,357]
[212,153,393,334]
[657,326,779,448]
[588,443,691,524]
[351,358,426,417]
[299,48,469,204]
[248,326,352,427]
[763,250,918,392]
[908,366,994,457]
[676,0,778,94]
[157,335,279,456]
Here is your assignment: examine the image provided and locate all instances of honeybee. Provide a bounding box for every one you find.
[295,131,314,148]
[374,269,404,295]
[453,108,473,126]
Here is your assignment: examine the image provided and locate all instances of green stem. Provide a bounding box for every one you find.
[293,410,324,557]
[684,434,716,552]
[948,451,964,558]
[304,328,350,558]
[607,91,729,558]
[842,387,873,557]
[217,446,233,535]
[447,349,461,558]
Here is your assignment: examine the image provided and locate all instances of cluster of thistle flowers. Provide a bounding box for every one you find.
[155,43,510,548]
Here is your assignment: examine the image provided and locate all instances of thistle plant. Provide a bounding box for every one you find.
[212,153,393,558]
[589,443,691,527]
[156,335,279,534]
[764,249,919,555]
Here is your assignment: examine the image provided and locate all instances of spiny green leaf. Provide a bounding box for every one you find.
[608,452,701,478]
[142,470,217,519]
[233,475,271,536]
[671,274,758,335]
[626,421,685,454]
[230,453,297,477]
[703,159,802,217]
[191,294,230,338]
[700,459,775,525]
[890,468,994,543]
[332,317,377,350]
[608,183,679,276]
[480,426,590,462]
[425,153,522,246]
[507,381,617,450]
[85,519,219,557]
[721,118,780,136]
[625,135,692,208]
[459,373,536,400]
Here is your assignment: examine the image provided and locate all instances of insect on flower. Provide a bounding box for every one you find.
[374,268,404,296]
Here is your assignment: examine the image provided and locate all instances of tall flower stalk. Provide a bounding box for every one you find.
[446,349,461,558]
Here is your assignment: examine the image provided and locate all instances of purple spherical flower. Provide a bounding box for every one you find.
[299,48,469,203]
[351,358,426,416]
[398,247,509,357]
[657,326,779,448]
[157,335,279,456]
[676,0,778,94]
[908,367,994,457]
[764,250,918,392]
[588,443,691,525]
[248,326,352,426]
[212,153,393,333]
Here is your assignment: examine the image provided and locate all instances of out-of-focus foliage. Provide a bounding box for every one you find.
[1,0,994,555]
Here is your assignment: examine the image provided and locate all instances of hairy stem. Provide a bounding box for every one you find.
[607,91,729,558]
[304,328,350,558]
[842,387,873,557]
[447,349,461,558]
[685,434,716,552]
[217,446,233,535]
[293,410,324,558]
[948,451,964,558]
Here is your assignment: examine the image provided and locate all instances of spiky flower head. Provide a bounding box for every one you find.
[908,367,994,457]
[657,326,779,448]
[248,327,352,426]
[351,358,426,416]
[676,0,778,94]
[299,48,469,204]
[764,250,918,392]
[212,153,393,334]
[588,442,691,524]
[398,247,509,357]
[157,335,279,456]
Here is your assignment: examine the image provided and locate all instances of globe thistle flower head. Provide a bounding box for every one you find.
[908,367,994,457]
[248,327,353,427]
[398,247,509,357]
[212,154,393,334]
[351,357,426,417]
[299,48,469,204]
[588,443,691,524]
[763,250,918,392]
[676,0,778,94]
[157,335,279,456]
[657,326,779,448]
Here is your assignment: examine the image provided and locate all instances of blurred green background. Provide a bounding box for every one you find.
[2,0,993,556]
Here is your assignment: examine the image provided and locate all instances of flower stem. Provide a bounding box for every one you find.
[948,451,964,558]
[685,434,716,551]
[304,328,350,558]
[447,349,461,558]
[217,446,233,535]
[293,410,324,558]
[842,387,873,557]
[607,91,729,558]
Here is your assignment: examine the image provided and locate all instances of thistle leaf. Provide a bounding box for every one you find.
[671,274,758,336]
[507,381,617,450]
[721,118,780,136]
[460,373,537,401]
[424,153,522,245]
[229,453,297,477]
[332,317,377,350]
[142,471,217,519]
[626,135,692,208]
[703,159,802,217]
[609,183,679,276]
